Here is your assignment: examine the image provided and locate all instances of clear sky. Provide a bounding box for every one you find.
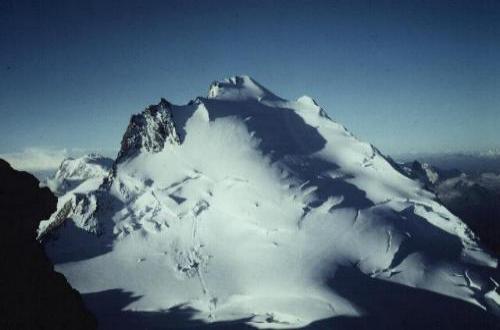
[1,0,499,166]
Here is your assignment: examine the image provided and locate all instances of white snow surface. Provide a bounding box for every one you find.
[45,153,113,196]
[43,76,499,329]
[39,154,113,237]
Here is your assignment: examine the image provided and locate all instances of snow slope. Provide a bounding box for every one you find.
[42,76,500,329]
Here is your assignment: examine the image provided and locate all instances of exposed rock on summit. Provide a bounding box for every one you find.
[117,98,180,162]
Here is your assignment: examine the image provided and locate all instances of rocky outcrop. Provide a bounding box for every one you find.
[0,159,97,329]
[401,160,462,188]
[117,98,180,162]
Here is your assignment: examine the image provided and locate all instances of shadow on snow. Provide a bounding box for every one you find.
[308,265,500,330]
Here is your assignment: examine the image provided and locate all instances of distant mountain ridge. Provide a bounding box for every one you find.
[396,152,500,175]
[400,160,500,255]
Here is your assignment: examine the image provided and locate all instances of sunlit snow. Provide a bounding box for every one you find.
[41,76,499,329]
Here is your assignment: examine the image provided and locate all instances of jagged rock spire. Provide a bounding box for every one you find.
[117,98,180,162]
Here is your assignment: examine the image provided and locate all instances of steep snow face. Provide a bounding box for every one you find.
[43,76,499,329]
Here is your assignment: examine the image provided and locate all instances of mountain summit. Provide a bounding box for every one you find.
[207,75,281,101]
[117,98,180,162]
[42,76,500,329]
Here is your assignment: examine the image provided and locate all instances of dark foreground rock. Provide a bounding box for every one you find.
[0,159,96,329]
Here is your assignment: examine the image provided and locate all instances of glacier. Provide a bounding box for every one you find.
[40,76,500,329]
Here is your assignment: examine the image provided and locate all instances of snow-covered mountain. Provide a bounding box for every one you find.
[39,154,113,238]
[41,76,500,329]
[45,153,113,196]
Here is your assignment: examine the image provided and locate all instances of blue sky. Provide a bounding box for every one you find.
[1,0,499,168]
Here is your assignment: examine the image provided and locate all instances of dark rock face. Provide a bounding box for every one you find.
[0,159,97,329]
[400,160,461,188]
[117,98,180,162]
[438,182,500,255]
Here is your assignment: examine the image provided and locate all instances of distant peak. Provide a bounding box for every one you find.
[58,153,109,168]
[159,98,171,107]
[296,95,330,119]
[226,75,254,85]
[207,75,281,101]
[82,153,107,161]
[296,95,319,107]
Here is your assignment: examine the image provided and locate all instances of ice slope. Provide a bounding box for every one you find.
[42,76,500,329]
